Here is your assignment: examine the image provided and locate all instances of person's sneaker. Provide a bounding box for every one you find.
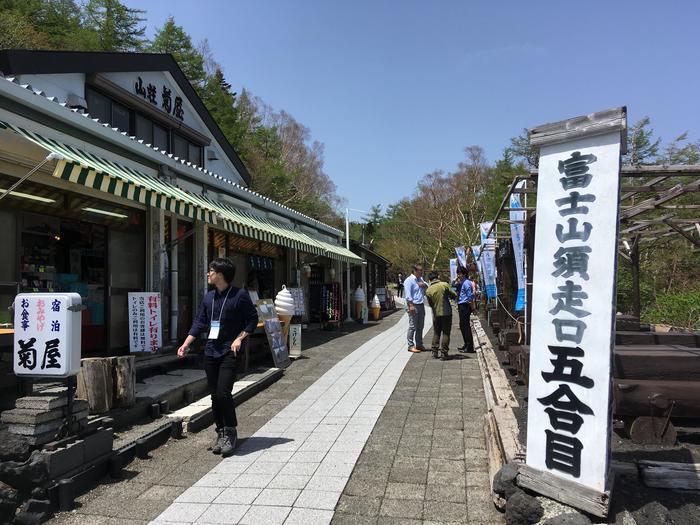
[220,427,238,457]
[416,345,427,352]
[432,351,439,359]
[209,428,224,454]
[440,353,448,361]
[457,347,469,353]
[408,346,421,353]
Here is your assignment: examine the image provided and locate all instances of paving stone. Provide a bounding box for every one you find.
[330,513,378,525]
[422,500,468,522]
[336,495,382,516]
[213,487,262,505]
[174,486,223,503]
[155,502,208,523]
[344,477,387,498]
[239,504,291,525]
[379,498,423,519]
[285,507,334,525]
[294,489,342,510]
[383,482,425,501]
[253,487,300,506]
[424,483,467,503]
[195,503,249,524]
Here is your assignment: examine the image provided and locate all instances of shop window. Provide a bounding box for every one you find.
[112,101,131,134]
[135,113,152,143]
[173,133,188,161]
[188,143,202,166]
[153,124,169,152]
[86,88,110,124]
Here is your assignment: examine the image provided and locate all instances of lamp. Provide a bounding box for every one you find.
[329,267,336,280]
[302,264,311,278]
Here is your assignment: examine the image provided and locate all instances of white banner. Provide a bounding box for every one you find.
[510,181,527,311]
[471,245,484,283]
[449,258,458,284]
[455,246,468,268]
[128,292,162,353]
[479,222,498,299]
[526,132,621,493]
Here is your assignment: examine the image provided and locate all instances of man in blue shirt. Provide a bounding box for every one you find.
[456,266,476,353]
[177,258,258,457]
[404,263,428,353]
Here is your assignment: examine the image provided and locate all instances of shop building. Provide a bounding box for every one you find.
[349,240,391,310]
[0,50,361,375]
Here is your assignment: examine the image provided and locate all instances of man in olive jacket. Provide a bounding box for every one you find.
[425,271,457,360]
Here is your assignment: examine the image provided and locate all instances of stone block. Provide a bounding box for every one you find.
[83,428,113,463]
[15,393,67,411]
[8,418,63,437]
[41,440,85,479]
[1,407,63,425]
[25,430,58,447]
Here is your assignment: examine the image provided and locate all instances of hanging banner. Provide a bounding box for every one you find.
[455,246,468,268]
[471,245,484,281]
[128,292,162,353]
[449,258,458,284]
[524,108,625,514]
[510,180,527,311]
[479,222,498,299]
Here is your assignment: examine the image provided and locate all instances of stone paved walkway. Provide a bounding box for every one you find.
[150,310,433,524]
[332,312,504,525]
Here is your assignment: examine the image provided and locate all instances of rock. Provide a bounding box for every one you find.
[632,501,672,525]
[0,481,18,525]
[670,503,700,525]
[493,462,520,498]
[505,489,544,525]
[0,450,48,493]
[14,498,52,525]
[541,512,592,525]
[0,431,30,463]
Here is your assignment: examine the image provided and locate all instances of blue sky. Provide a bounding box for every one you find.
[126,0,700,215]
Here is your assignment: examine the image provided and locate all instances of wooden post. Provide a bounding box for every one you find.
[76,358,114,414]
[630,235,641,319]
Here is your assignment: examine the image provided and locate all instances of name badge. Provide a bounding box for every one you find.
[208,321,221,340]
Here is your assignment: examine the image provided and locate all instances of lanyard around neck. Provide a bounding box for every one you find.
[211,286,232,325]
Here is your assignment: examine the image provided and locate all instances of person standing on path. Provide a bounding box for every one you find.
[425,271,457,360]
[177,257,258,457]
[404,263,428,353]
[397,272,404,298]
[456,266,476,353]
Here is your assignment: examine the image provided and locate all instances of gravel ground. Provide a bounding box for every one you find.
[481,318,700,525]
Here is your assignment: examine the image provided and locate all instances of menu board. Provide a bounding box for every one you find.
[256,299,291,369]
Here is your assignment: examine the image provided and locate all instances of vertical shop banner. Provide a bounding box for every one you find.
[289,324,302,358]
[128,292,162,353]
[479,222,498,299]
[510,180,527,311]
[454,246,468,268]
[449,258,458,284]
[287,287,306,316]
[257,300,291,369]
[13,293,82,377]
[471,245,484,283]
[525,127,622,500]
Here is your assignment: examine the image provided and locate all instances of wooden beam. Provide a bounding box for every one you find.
[663,220,700,248]
[620,213,675,234]
[620,176,669,201]
[530,164,700,178]
[619,179,700,219]
[529,107,627,151]
[639,461,700,490]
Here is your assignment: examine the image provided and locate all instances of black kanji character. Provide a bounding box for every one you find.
[549,280,590,318]
[41,338,61,369]
[51,299,61,312]
[556,218,592,243]
[558,151,596,190]
[555,192,596,216]
[544,407,585,434]
[21,298,29,308]
[50,320,60,332]
[538,383,594,415]
[135,77,147,97]
[545,429,583,478]
[162,86,172,113]
[552,318,587,344]
[17,338,37,370]
[541,345,594,387]
[552,246,591,280]
[173,96,184,120]
[147,83,157,104]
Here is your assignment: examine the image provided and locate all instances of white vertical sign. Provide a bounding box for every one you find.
[526,130,621,494]
[479,222,498,299]
[289,324,302,357]
[128,292,162,353]
[13,293,82,377]
[449,258,458,284]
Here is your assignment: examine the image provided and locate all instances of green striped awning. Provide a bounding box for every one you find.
[0,120,362,264]
[0,121,217,223]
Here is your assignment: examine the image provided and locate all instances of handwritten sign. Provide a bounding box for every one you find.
[287,287,306,316]
[526,131,622,495]
[128,292,162,353]
[256,300,291,368]
[289,324,302,358]
[14,293,82,377]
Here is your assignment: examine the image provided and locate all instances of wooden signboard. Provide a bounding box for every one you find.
[522,108,626,517]
[256,299,291,369]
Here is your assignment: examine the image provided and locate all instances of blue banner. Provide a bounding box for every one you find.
[479,222,498,299]
[510,181,526,311]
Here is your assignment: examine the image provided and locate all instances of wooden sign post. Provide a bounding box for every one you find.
[520,108,627,517]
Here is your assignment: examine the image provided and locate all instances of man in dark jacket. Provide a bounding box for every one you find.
[177,258,258,457]
[425,271,457,360]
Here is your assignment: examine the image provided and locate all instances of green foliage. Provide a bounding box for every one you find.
[147,17,206,88]
[642,287,700,330]
[82,0,147,52]
[624,116,661,166]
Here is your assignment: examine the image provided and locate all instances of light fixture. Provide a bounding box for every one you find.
[0,188,55,203]
[329,267,336,280]
[302,263,311,278]
[83,207,128,219]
